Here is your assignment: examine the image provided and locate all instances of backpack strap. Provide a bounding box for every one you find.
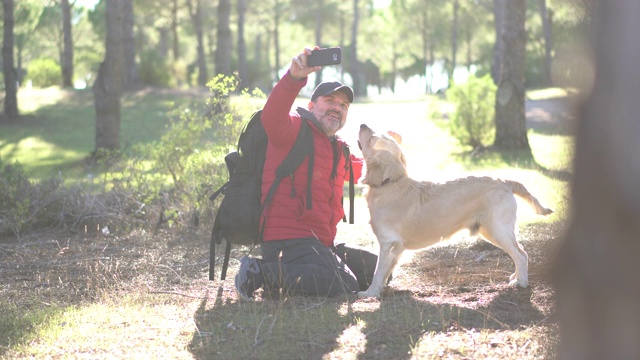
[259,119,314,239]
[342,144,355,224]
[208,180,228,280]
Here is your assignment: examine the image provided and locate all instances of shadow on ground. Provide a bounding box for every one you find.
[188,220,560,359]
[187,280,552,359]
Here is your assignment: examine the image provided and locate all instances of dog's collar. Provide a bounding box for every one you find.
[369,177,393,188]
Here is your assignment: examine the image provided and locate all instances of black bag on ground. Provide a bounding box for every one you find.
[209,109,356,281]
[333,243,392,292]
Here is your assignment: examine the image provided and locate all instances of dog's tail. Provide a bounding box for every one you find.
[506,180,554,216]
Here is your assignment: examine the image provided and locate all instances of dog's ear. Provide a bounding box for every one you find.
[364,152,407,187]
[382,154,407,183]
[387,131,402,144]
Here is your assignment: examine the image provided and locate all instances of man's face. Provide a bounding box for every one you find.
[308,91,350,136]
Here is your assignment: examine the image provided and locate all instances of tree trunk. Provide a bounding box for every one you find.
[449,0,459,88]
[215,0,232,76]
[188,0,207,86]
[491,0,506,84]
[255,34,266,91]
[273,0,281,82]
[314,0,324,88]
[493,0,530,152]
[538,0,553,86]
[93,0,125,152]
[61,0,74,88]
[157,27,169,58]
[2,0,18,120]
[350,0,365,98]
[237,0,248,89]
[421,4,430,94]
[171,0,179,61]
[123,0,137,88]
[16,36,24,86]
[554,2,640,359]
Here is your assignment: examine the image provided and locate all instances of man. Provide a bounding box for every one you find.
[234,47,363,299]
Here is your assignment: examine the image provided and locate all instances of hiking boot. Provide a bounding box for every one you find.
[235,256,262,300]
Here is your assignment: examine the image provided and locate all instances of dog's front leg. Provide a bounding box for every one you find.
[358,240,404,298]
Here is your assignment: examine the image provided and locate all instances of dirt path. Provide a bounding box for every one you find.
[526,97,578,135]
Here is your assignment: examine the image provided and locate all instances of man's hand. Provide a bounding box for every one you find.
[289,47,322,81]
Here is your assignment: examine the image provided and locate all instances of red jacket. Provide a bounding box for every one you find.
[260,72,363,247]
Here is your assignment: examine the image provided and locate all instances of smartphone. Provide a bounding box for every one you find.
[307,47,342,67]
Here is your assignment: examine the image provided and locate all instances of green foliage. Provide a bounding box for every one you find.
[138,49,173,87]
[0,301,61,351]
[25,58,61,88]
[99,74,264,229]
[448,74,497,150]
[0,75,267,236]
[0,161,33,237]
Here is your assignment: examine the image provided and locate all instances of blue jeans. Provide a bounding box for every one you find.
[260,237,359,297]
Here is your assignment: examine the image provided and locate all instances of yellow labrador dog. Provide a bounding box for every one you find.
[357,124,553,298]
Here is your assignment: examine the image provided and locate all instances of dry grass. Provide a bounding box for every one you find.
[0,201,563,359]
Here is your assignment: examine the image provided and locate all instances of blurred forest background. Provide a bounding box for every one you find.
[1,0,591,104]
[0,0,593,238]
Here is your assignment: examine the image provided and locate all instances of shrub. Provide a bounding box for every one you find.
[106,74,264,229]
[0,161,32,237]
[138,49,172,87]
[448,74,497,150]
[25,58,61,88]
[0,75,266,238]
[0,159,149,239]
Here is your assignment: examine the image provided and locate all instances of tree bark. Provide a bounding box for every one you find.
[349,0,365,98]
[420,4,430,94]
[2,0,18,120]
[491,0,506,84]
[538,0,553,86]
[188,0,207,86]
[123,0,137,88]
[449,0,459,87]
[493,0,530,152]
[237,0,248,89]
[93,0,125,152]
[273,0,281,82]
[554,1,640,359]
[61,0,74,88]
[171,0,179,61]
[215,0,232,76]
[314,0,324,88]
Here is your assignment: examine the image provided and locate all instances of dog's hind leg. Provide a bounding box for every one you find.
[358,239,404,298]
[479,223,529,288]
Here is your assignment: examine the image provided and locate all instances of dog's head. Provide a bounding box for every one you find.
[358,124,407,187]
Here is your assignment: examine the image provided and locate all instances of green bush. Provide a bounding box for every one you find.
[448,74,497,150]
[25,58,61,88]
[0,161,32,237]
[138,49,172,87]
[0,75,266,238]
[105,74,264,228]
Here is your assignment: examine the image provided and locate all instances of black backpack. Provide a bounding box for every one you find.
[209,109,355,280]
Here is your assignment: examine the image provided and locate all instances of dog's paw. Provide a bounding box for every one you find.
[357,290,380,298]
[509,278,529,288]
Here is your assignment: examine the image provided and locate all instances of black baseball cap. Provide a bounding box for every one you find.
[310,81,354,103]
